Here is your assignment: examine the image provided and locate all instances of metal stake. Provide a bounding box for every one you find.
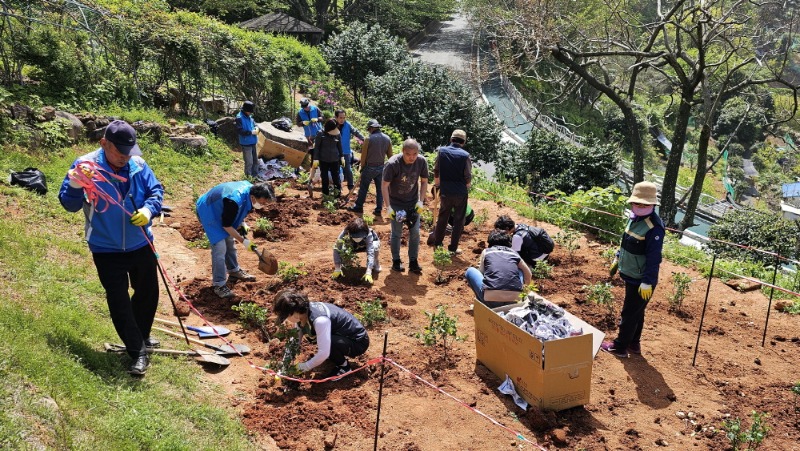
[374,333,388,451]
[693,254,716,366]
[761,255,780,347]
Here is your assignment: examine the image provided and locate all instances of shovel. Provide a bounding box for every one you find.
[153,326,250,355]
[307,166,316,199]
[154,317,230,338]
[254,248,278,275]
[103,343,230,366]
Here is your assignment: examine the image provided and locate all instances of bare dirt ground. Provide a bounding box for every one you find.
[150,181,800,450]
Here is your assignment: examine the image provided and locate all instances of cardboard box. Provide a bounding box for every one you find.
[256,133,309,168]
[474,300,604,411]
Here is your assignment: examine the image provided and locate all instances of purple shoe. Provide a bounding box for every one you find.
[601,340,629,358]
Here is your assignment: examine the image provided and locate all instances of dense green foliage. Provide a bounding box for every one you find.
[708,209,799,264]
[713,97,767,148]
[323,22,409,107]
[364,60,503,159]
[497,128,618,196]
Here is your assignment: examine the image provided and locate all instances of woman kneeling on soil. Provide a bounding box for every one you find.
[331,217,381,284]
[274,289,370,378]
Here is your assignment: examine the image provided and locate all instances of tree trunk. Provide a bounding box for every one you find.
[622,108,644,182]
[680,122,712,231]
[660,97,692,228]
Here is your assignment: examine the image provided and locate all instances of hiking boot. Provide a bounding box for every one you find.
[409,260,423,274]
[128,354,150,376]
[347,206,364,213]
[627,343,641,355]
[391,260,405,272]
[213,285,235,299]
[228,269,256,281]
[325,361,351,379]
[600,340,629,358]
[145,337,160,349]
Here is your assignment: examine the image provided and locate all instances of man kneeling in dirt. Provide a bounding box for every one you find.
[465,229,532,308]
[196,181,275,299]
[494,215,554,268]
[331,217,382,285]
[274,289,369,379]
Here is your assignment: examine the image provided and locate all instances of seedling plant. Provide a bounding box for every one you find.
[584,282,615,318]
[357,299,387,327]
[432,246,452,283]
[792,381,800,425]
[556,229,581,256]
[277,262,307,283]
[232,301,269,339]
[472,207,489,230]
[362,213,375,226]
[254,217,274,237]
[668,272,692,313]
[721,411,770,450]
[322,193,338,213]
[531,261,553,279]
[334,238,361,269]
[416,305,463,361]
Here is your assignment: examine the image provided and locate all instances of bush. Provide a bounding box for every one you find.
[668,272,692,313]
[551,186,629,242]
[531,261,553,279]
[364,60,503,162]
[416,305,462,360]
[357,299,387,327]
[708,208,798,264]
[722,411,770,450]
[584,282,614,317]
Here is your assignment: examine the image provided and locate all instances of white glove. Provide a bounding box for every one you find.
[129,208,152,226]
[297,362,310,372]
[243,239,257,252]
[251,128,259,135]
[387,206,395,220]
[415,201,424,214]
[638,283,653,301]
[311,117,319,123]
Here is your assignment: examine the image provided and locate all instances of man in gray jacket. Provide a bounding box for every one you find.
[348,119,393,216]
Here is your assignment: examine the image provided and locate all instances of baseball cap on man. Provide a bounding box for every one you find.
[104,120,141,156]
[242,101,255,113]
[366,119,382,129]
[451,129,467,141]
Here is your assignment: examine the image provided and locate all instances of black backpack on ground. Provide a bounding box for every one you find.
[515,224,554,255]
[271,117,293,132]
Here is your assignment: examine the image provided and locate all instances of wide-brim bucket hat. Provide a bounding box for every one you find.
[627,181,659,205]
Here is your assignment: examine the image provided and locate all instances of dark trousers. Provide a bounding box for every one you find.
[93,246,159,358]
[432,193,468,252]
[614,281,652,348]
[329,334,370,365]
[319,160,341,196]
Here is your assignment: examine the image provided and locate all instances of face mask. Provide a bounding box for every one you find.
[252,202,263,210]
[631,204,654,217]
[351,236,365,243]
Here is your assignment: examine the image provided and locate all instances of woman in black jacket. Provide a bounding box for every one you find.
[312,119,344,197]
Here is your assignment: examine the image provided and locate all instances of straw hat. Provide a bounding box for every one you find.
[627,181,659,205]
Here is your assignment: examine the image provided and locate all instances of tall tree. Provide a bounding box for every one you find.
[465,0,800,228]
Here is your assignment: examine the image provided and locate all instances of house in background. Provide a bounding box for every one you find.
[240,12,323,45]
[781,182,800,220]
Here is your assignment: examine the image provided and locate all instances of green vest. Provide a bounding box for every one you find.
[618,217,655,280]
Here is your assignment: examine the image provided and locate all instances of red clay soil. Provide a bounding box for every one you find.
[151,182,800,450]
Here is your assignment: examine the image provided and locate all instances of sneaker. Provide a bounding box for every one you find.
[213,285,235,299]
[325,361,351,379]
[145,337,160,349]
[128,354,150,375]
[409,260,423,274]
[448,248,463,256]
[391,260,405,272]
[228,269,256,281]
[600,340,629,358]
[347,206,364,213]
[627,343,641,355]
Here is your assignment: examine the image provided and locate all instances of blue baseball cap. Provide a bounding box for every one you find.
[104,120,142,156]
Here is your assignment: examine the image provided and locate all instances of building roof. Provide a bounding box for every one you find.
[782,182,800,198]
[239,12,323,34]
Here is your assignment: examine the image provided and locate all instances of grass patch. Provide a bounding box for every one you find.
[0,137,252,448]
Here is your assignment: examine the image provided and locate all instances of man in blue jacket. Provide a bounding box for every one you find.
[196,181,275,299]
[235,100,260,178]
[334,109,364,193]
[295,98,323,146]
[58,120,164,376]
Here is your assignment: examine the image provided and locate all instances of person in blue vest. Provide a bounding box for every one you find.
[274,289,370,379]
[431,129,472,255]
[196,181,275,299]
[58,120,164,376]
[295,97,323,146]
[334,109,364,193]
[465,229,532,308]
[235,101,260,178]
[602,181,665,358]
